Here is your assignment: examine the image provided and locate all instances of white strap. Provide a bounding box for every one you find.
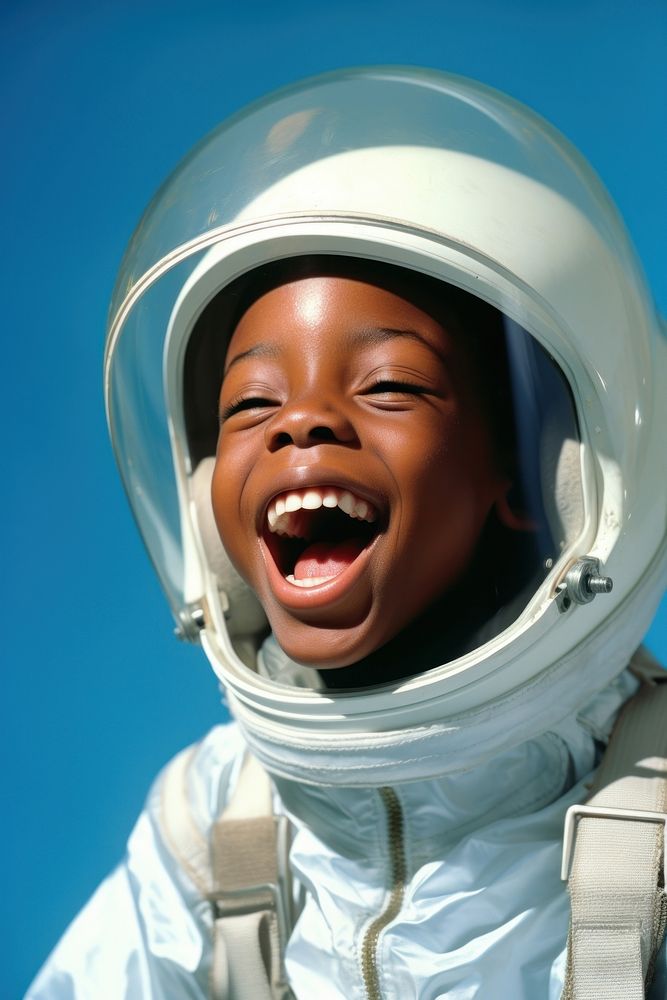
[210,752,294,1000]
[212,911,277,1000]
[159,745,275,894]
[223,751,274,819]
[562,676,667,999]
[159,745,294,999]
[160,745,213,895]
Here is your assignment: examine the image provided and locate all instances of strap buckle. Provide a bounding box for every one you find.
[212,881,292,947]
[210,815,296,948]
[561,803,667,881]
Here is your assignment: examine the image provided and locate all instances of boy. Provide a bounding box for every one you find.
[29,67,666,998]
[212,256,546,684]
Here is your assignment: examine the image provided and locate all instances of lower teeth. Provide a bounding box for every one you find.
[285,573,335,588]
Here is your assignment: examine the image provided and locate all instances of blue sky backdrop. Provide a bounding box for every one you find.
[3,1,665,994]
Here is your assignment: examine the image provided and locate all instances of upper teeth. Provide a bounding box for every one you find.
[267,487,377,535]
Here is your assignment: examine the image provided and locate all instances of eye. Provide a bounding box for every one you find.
[219,394,277,423]
[362,378,428,401]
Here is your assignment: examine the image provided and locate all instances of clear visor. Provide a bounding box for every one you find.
[106,66,649,678]
[108,248,587,678]
[180,257,585,679]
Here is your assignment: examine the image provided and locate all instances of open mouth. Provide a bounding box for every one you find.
[263,486,381,588]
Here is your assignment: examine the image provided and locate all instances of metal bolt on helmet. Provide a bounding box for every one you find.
[557,557,614,613]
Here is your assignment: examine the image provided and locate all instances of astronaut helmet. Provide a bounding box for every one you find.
[105,68,666,777]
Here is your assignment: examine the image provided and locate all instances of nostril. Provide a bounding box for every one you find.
[310,426,337,442]
[273,426,336,448]
[267,411,357,451]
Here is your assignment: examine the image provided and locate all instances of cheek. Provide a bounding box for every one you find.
[391,418,501,568]
[382,413,483,501]
[427,413,502,502]
[210,459,232,549]
[211,442,249,552]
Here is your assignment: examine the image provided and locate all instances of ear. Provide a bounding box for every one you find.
[494,483,537,533]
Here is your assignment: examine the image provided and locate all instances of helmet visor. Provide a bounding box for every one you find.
[174,256,586,676]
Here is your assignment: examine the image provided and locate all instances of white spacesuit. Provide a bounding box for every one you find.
[28,68,667,999]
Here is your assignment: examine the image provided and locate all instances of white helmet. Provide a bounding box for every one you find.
[105,67,666,785]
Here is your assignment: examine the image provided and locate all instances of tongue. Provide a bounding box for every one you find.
[293,539,366,580]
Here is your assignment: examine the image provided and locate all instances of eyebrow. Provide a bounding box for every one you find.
[348,326,449,364]
[223,325,448,377]
[223,341,282,376]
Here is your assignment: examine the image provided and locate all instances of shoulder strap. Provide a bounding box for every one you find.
[159,745,295,1000]
[561,655,667,999]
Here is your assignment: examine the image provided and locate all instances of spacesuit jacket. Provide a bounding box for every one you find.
[27,668,667,1000]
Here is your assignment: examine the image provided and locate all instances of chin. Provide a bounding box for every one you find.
[271,619,381,671]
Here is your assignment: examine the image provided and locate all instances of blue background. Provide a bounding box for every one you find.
[3,1,665,994]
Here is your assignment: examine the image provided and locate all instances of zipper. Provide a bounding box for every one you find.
[360,787,407,1000]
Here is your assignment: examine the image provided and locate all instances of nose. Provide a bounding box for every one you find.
[265,393,359,452]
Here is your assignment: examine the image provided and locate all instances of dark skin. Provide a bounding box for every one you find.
[212,275,524,675]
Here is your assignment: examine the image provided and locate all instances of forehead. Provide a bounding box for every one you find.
[225,273,457,368]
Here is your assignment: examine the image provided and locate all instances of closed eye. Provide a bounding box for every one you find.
[219,395,277,423]
[363,379,428,398]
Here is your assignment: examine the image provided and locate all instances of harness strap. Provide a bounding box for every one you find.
[161,745,212,895]
[160,746,295,999]
[562,659,667,999]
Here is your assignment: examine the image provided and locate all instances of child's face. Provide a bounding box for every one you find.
[212,274,511,669]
